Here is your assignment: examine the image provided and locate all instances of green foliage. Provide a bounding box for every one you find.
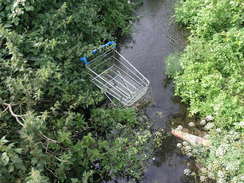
[175,0,204,26]
[174,0,244,182]
[165,52,182,78]
[185,129,244,183]
[175,0,244,38]
[174,0,244,128]
[25,169,50,183]
[174,29,244,127]
[0,136,26,183]
[0,0,151,182]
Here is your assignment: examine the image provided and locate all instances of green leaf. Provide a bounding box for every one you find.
[1,152,9,166]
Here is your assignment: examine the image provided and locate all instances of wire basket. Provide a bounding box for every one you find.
[80,41,150,106]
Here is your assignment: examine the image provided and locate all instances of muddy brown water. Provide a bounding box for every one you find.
[112,0,197,183]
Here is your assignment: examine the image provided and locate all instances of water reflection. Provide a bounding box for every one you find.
[116,0,194,182]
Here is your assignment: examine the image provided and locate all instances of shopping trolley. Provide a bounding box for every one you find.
[80,41,150,106]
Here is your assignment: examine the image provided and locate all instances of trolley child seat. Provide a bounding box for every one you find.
[80,41,150,106]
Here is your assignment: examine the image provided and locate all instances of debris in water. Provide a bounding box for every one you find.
[172,129,210,146]
[200,119,206,126]
[204,134,210,139]
[188,122,195,127]
[204,122,215,130]
[184,145,191,151]
[186,152,193,157]
[177,143,182,148]
[176,125,183,131]
[184,168,191,176]
[155,111,163,118]
[183,141,188,146]
[200,175,207,182]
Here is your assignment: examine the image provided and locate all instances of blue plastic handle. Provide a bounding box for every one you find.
[80,41,116,64]
[92,41,116,55]
[80,57,90,65]
[106,41,116,46]
[92,50,97,54]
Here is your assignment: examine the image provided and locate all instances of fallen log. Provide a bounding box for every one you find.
[171,129,210,146]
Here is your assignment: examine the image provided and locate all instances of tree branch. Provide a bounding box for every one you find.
[3,103,24,126]
[40,132,58,144]
[46,167,58,178]
[1,106,9,114]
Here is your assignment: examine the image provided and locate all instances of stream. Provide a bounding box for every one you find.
[118,0,194,182]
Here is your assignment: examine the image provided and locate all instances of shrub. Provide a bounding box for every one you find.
[182,128,244,183]
[165,52,182,78]
[0,0,151,182]
[174,29,244,127]
[173,0,244,182]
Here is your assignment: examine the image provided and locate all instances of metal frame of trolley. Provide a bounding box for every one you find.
[80,41,150,106]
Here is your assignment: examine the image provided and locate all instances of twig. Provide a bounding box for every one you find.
[55,156,63,162]
[40,132,58,144]
[46,167,58,178]
[1,106,9,114]
[3,103,24,126]
[45,142,49,153]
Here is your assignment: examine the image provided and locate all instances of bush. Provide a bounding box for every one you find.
[174,29,244,127]
[182,128,244,183]
[174,0,244,182]
[165,52,182,78]
[175,0,244,38]
[174,0,244,128]
[0,0,151,182]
